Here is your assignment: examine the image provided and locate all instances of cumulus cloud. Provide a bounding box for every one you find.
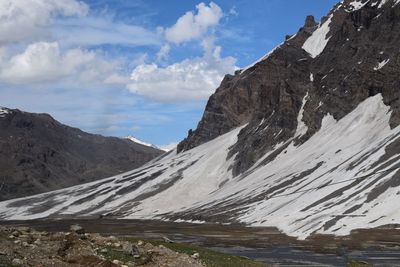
[164,2,223,44]
[0,0,88,44]
[127,40,237,102]
[0,42,122,84]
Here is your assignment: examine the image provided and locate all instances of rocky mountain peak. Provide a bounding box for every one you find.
[303,15,317,30]
[178,0,400,174]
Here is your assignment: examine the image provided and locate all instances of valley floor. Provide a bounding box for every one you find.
[1,219,400,266]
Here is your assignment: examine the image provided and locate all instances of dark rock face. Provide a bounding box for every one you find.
[0,109,163,201]
[178,0,400,175]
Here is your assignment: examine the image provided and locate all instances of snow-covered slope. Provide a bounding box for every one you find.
[1,94,400,239]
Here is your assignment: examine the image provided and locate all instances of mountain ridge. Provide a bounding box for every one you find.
[0,107,163,200]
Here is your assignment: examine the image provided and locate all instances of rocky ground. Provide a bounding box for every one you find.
[0,225,205,267]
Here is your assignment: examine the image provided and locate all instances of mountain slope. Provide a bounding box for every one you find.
[1,0,400,239]
[0,108,163,200]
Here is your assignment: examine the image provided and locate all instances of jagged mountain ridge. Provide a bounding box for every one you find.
[0,108,163,200]
[1,0,400,239]
[179,0,400,174]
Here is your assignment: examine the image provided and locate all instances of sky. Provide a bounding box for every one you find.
[0,0,338,150]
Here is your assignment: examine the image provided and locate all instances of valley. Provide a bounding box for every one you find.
[1,220,400,266]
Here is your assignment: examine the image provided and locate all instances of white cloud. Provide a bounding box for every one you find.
[127,41,237,102]
[0,42,122,84]
[156,44,170,62]
[229,6,239,16]
[52,17,160,47]
[0,0,88,44]
[164,2,223,44]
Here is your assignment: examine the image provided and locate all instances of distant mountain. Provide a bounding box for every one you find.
[2,0,400,240]
[125,135,168,152]
[0,107,163,201]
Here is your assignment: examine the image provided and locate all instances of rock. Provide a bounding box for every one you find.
[11,258,24,266]
[137,240,144,246]
[124,244,141,258]
[0,251,6,255]
[162,236,174,243]
[13,240,21,245]
[113,242,121,248]
[100,248,108,253]
[11,230,20,237]
[22,242,29,247]
[70,224,85,235]
[191,252,200,259]
[8,235,15,239]
[34,239,42,245]
[112,259,121,265]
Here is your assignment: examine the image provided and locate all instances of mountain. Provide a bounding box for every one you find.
[125,135,169,152]
[1,0,400,240]
[0,107,163,201]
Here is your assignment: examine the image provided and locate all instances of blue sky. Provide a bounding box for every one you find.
[0,0,338,149]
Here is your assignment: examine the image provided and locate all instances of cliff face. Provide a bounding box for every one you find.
[178,0,400,174]
[0,108,163,200]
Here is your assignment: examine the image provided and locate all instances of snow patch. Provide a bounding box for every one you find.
[294,93,309,137]
[374,59,390,70]
[347,0,370,11]
[302,15,333,58]
[0,107,10,118]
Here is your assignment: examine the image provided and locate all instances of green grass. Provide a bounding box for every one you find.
[121,237,267,267]
[0,255,12,267]
[97,245,152,265]
[347,259,373,267]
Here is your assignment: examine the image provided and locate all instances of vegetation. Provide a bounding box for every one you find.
[122,236,267,267]
[97,245,152,265]
[0,255,12,267]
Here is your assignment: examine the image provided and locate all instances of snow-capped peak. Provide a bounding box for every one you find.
[125,135,167,151]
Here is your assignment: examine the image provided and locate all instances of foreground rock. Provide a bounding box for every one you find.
[0,226,204,267]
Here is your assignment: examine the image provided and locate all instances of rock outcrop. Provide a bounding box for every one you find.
[178,0,400,174]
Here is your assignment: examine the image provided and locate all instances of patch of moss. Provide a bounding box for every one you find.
[0,255,13,267]
[97,245,151,265]
[122,237,267,267]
